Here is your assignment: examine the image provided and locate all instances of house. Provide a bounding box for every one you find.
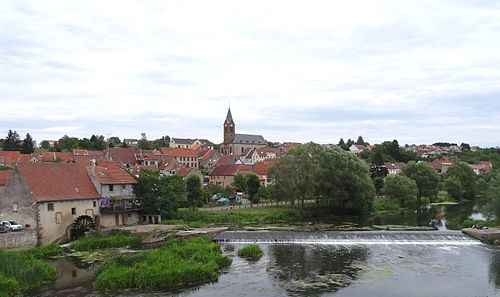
[161,147,199,168]
[468,161,493,175]
[86,162,141,227]
[349,144,366,155]
[220,108,267,156]
[170,138,196,149]
[252,159,276,186]
[199,149,221,172]
[123,139,139,147]
[134,151,159,167]
[251,147,279,163]
[174,164,204,181]
[193,139,215,150]
[106,148,137,168]
[384,162,405,176]
[240,148,255,164]
[431,159,453,174]
[0,163,101,244]
[208,164,250,188]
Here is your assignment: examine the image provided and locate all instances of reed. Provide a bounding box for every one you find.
[0,249,56,296]
[72,232,142,251]
[237,244,263,259]
[95,237,231,291]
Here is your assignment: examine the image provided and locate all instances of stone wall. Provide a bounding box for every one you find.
[0,230,37,249]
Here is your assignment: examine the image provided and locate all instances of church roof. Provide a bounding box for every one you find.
[232,134,266,145]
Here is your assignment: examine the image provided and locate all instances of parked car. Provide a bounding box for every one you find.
[1,220,23,231]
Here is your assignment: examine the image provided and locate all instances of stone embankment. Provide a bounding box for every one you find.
[0,230,37,249]
[462,228,500,244]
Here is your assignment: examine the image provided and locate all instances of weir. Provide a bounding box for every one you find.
[213,231,481,245]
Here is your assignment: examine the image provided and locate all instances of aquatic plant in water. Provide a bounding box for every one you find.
[238,244,263,259]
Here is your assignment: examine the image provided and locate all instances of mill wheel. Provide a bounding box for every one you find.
[70,215,96,241]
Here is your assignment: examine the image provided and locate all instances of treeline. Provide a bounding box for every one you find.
[0,130,35,154]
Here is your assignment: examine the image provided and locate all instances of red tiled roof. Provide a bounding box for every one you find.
[384,162,405,170]
[191,144,204,151]
[175,165,196,177]
[161,147,198,158]
[209,164,248,176]
[40,152,75,162]
[199,150,218,163]
[252,159,276,176]
[107,148,136,164]
[0,151,20,167]
[131,165,159,175]
[88,164,137,185]
[0,171,12,186]
[18,163,100,201]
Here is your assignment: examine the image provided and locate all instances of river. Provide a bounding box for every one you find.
[32,204,500,297]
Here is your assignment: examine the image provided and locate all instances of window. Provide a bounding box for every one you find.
[71,207,76,215]
[12,202,18,212]
[93,200,97,208]
[47,203,54,211]
[109,184,114,191]
[122,185,126,190]
[55,212,63,224]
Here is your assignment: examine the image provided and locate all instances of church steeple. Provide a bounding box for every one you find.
[223,107,235,147]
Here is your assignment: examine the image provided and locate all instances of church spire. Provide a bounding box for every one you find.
[225,107,233,124]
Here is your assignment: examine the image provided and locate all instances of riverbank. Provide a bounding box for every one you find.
[462,227,500,244]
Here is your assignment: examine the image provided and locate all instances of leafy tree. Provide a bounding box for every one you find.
[460,143,471,152]
[153,136,170,149]
[57,135,79,151]
[355,136,365,145]
[121,141,128,148]
[232,173,246,192]
[245,174,261,203]
[40,140,50,149]
[186,174,202,208]
[444,176,465,201]
[20,133,34,154]
[369,164,388,179]
[372,177,385,195]
[0,138,3,149]
[90,135,106,150]
[475,178,491,208]
[138,133,152,150]
[383,175,418,209]
[403,161,440,203]
[372,150,385,166]
[269,142,375,214]
[133,170,186,219]
[338,138,349,151]
[108,137,121,148]
[445,162,477,200]
[3,130,20,151]
[346,138,354,148]
[488,173,500,218]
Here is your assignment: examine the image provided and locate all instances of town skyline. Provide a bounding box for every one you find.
[1,1,500,146]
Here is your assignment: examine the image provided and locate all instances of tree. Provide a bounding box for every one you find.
[460,143,471,152]
[40,140,50,150]
[57,135,79,151]
[20,133,34,154]
[444,176,465,201]
[186,174,202,207]
[3,130,20,151]
[346,138,354,148]
[403,161,440,203]
[133,169,186,219]
[108,137,121,148]
[245,174,261,203]
[153,136,170,149]
[233,174,246,192]
[138,133,151,150]
[372,177,385,195]
[121,141,128,148]
[338,138,349,151]
[355,136,365,145]
[269,142,375,214]
[445,162,477,201]
[383,175,418,209]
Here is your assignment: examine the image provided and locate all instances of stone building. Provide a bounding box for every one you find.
[220,107,267,156]
[0,163,100,244]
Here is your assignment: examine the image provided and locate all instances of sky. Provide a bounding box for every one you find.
[1,1,500,147]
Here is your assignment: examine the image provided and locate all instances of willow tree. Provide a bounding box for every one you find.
[268,142,374,214]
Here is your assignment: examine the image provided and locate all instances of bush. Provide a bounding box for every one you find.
[94,237,231,291]
[373,197,401,212]
[462,219,499,228]
[237,244,263,259]
[23,244,62,260]
[0,275,19,297]
[72,232,142,251]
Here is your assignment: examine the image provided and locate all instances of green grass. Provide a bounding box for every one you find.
[168,207,303,227]
[0,248,56,296]
[94,237,231,292]
[72,232,142,251]
[462,219,499,228]
[20,244,62,260]
[237,244,263,259]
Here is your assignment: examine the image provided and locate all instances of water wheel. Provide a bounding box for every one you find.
[70,215,96,241]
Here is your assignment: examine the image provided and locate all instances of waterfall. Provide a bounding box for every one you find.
[213,231,480,245]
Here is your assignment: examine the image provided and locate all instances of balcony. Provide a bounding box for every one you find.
[100,199,143,214]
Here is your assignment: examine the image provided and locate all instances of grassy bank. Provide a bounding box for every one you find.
[94,237,231,292]
[0,246,59,297]
[165,206,304,227]
[462,219,500,228]
[72,231,142,251]
[238,244,263,259]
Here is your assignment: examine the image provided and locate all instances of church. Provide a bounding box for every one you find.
[220,107,267,155]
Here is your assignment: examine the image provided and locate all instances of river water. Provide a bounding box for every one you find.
[32,204,500,297]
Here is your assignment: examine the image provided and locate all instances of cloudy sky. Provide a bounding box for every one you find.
[1,1,500,146]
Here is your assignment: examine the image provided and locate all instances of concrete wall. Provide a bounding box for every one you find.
[100,184,134,198]
[38,199,99,244]
[0,230,37,249]
[101,211,140,228]
[0,168,37,230]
